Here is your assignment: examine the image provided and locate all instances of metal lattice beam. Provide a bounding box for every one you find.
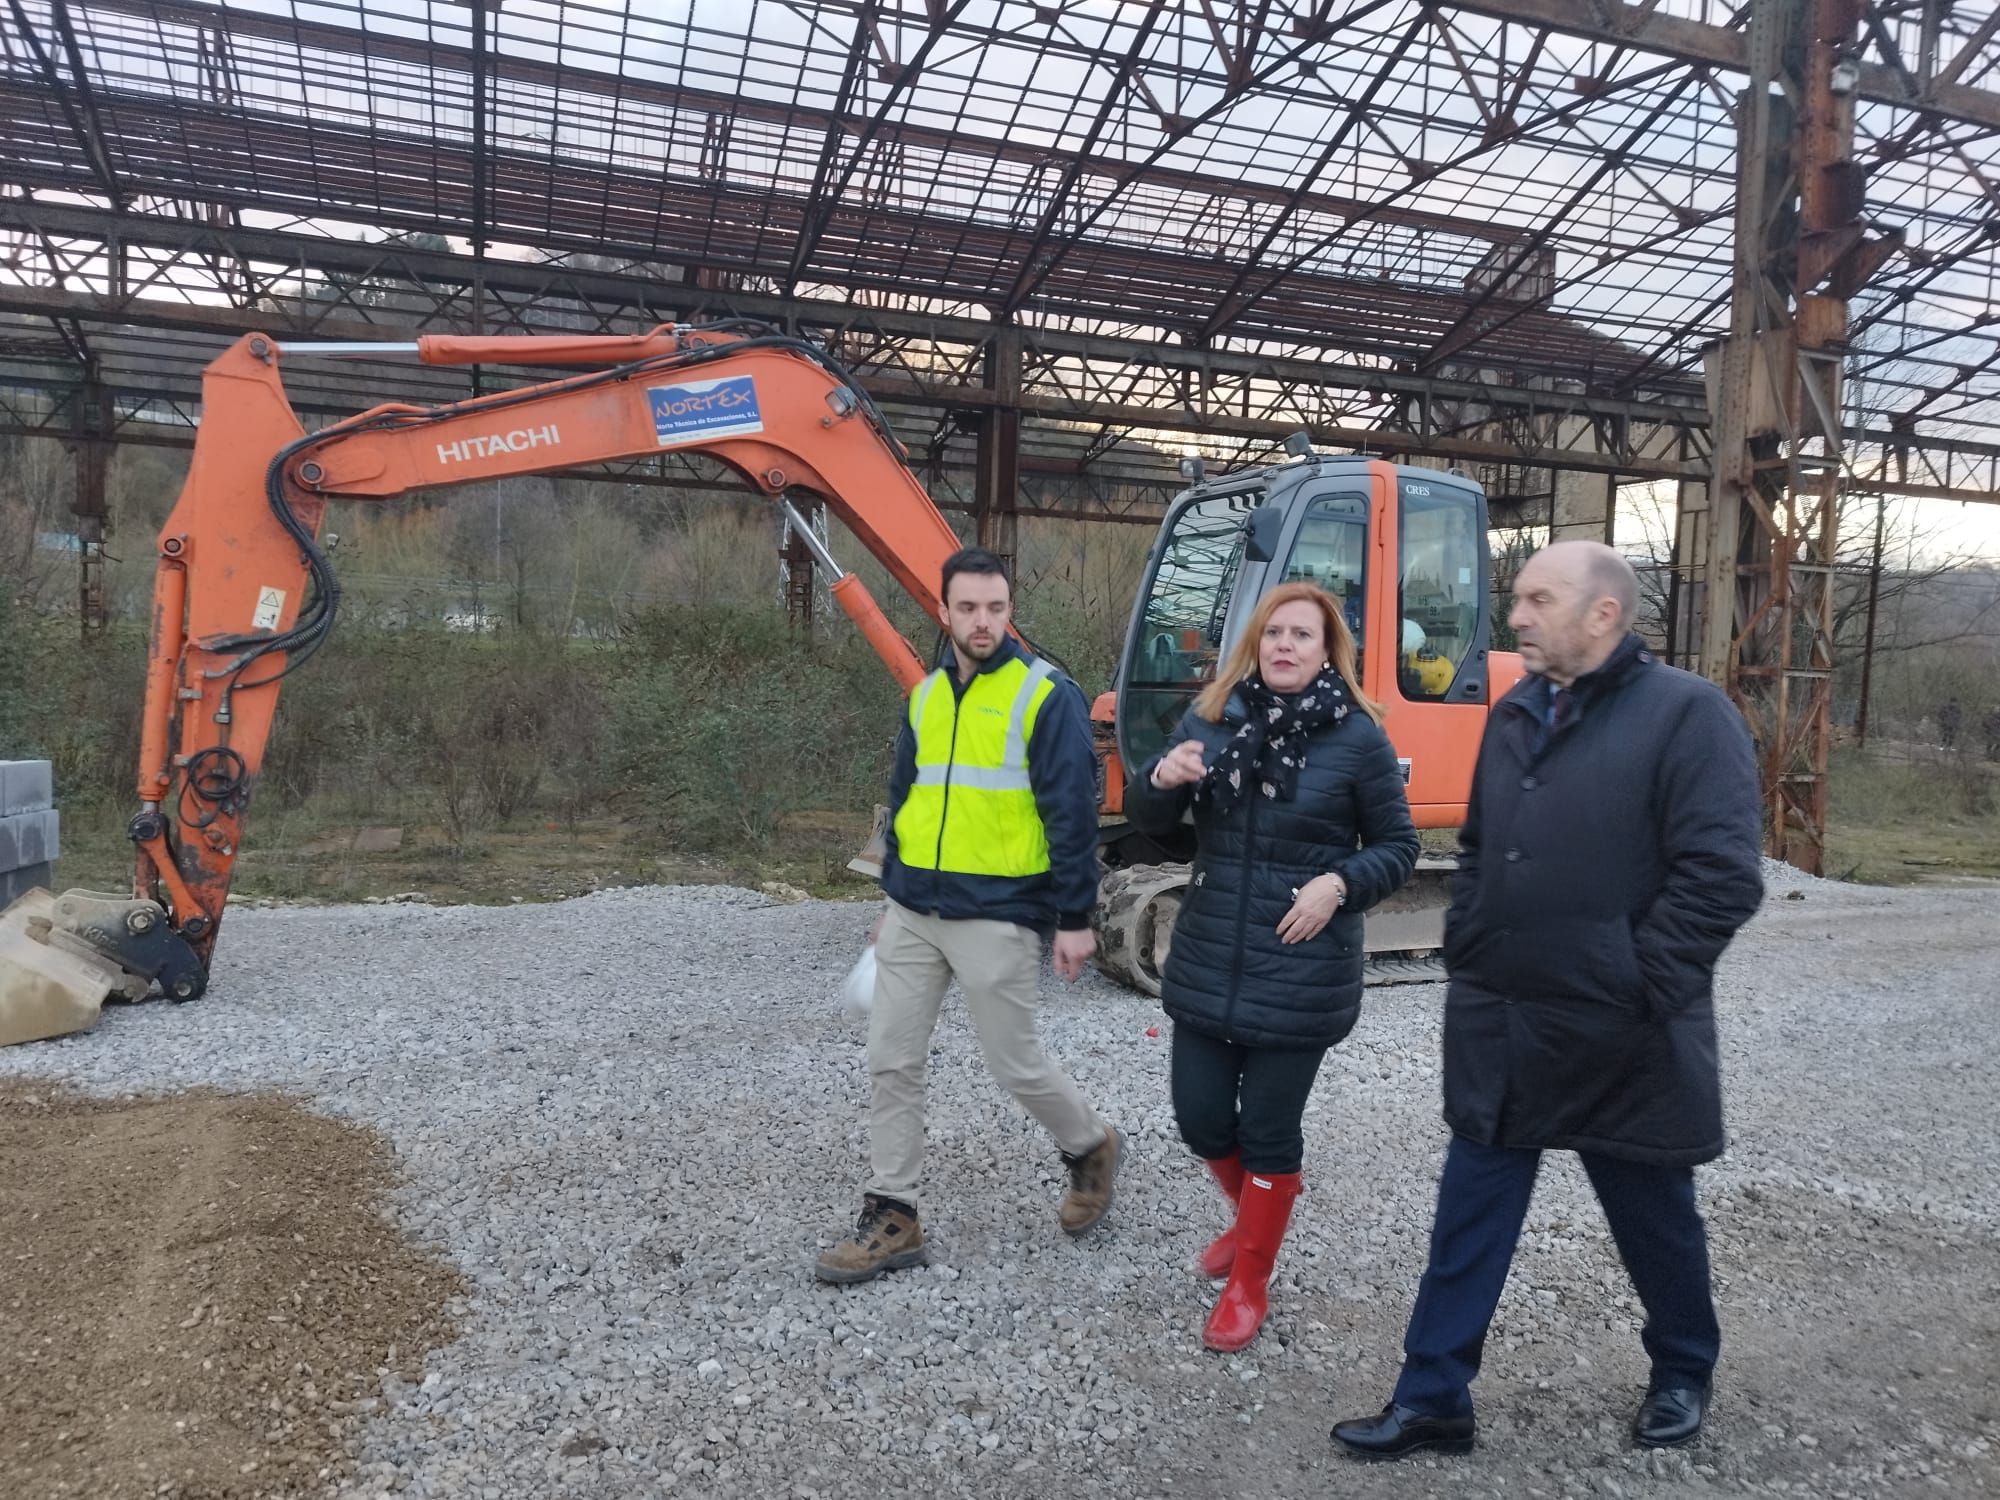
[0,0,1995,591]
[4,0,124,203]
[8,201,1991,500]
[1449,0,2000,131]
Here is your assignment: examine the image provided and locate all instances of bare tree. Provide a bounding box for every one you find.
[1835,492,2000,655]
[0,435,75,608]
[1485,522,1548,652]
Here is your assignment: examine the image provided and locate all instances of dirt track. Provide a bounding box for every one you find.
[0,1089,463,1500]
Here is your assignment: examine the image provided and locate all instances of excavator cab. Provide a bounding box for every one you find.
[1114,456,1494,811]
[1093,457,1508,993]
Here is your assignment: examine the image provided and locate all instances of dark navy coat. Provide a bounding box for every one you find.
[1125,694,1419,1049]
[1441,634,1764,1165]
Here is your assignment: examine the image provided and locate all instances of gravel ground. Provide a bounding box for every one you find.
[4,867,1997,1500]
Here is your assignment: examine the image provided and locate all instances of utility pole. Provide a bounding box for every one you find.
[1854,475,1889,746]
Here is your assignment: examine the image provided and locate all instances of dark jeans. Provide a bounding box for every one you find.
[1393,1135,1721,1417]
[1169,1023,1327,1174]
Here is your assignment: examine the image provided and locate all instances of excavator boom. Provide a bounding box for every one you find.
[9,323,973,1025]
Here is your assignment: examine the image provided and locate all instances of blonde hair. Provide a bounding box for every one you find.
[1191,581,1383,725]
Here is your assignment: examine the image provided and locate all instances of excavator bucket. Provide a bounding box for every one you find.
[847,804,891,880]
[2,890,129,1046]
[0,888,186,1047]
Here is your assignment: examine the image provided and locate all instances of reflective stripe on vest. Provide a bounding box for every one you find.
[894,655,1057,877]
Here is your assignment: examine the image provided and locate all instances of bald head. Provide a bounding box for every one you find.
[1508,540,1640,685]
[1543,540,1639,630]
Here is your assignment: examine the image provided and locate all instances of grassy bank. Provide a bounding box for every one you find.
[1825,743,2000,885]
[48,807,881,908]
[11,596,1996,908]
[8,602,907,907]
[44,739,2000,911]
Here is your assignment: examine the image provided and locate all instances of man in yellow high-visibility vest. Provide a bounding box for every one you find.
[815,548,1120,1284]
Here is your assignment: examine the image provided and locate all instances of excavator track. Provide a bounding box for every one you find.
[1362,954,1449,986]
[1092,863,1192,998]
[1092,856,1456,995]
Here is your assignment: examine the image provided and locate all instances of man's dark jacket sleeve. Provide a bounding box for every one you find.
[1632,686,1765,1016]
[1442,726,1488,957]
[1028,677,1102,931]
[879,717,917,871]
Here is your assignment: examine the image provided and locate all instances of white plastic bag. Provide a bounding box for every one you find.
[841,944,877,1018]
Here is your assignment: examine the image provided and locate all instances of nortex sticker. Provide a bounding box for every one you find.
[649,375,762,447]
[253,586,285,631]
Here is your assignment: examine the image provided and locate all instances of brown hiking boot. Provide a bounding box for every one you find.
[814,1194,927,1284]
[1058,1125,1121,1236]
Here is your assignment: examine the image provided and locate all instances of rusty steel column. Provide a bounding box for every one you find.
[973,326,1023,578]
[1547,466,1616,543]
[1691,0,1891,875]
[1696,1,1788,694]
[780,496,825,634]
[71,378,112,635]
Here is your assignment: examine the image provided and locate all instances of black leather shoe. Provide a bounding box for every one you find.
[1331,1402,1476,1460]
[1633,1386,1707,1448]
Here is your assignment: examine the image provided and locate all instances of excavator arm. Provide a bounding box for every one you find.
[106,322,972,999]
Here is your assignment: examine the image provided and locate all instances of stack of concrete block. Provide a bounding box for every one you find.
[0,761,59,908]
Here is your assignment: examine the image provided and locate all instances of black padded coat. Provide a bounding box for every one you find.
[1440,634,1764,1165]
[1124,694,1419,1049]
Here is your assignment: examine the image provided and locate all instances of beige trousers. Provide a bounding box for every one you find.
[866,898,1106,1208]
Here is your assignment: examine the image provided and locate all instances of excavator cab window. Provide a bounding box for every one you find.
[1281,495,1368,652]
[1397,478,1485,701]
[1120,491,1257,767]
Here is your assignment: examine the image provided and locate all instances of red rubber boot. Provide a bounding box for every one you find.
[1199,1155,1246,1278]
[1202,1171,1302,1353]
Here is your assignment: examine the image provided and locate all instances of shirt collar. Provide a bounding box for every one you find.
[1510,633,1653,717]
[940,634,1026,679]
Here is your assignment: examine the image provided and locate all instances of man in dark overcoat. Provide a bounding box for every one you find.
[1333,541,1765,1460]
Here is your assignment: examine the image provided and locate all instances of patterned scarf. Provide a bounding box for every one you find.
[1199,667,1350,814]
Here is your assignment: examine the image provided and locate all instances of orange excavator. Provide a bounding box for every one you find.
[0,322,1519,1037]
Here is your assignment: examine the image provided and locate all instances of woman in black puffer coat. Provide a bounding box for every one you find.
[1125,581,1418,1353]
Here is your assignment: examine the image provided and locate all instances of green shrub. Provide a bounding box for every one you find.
[606,605,902,851]
[0,610,148,806]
